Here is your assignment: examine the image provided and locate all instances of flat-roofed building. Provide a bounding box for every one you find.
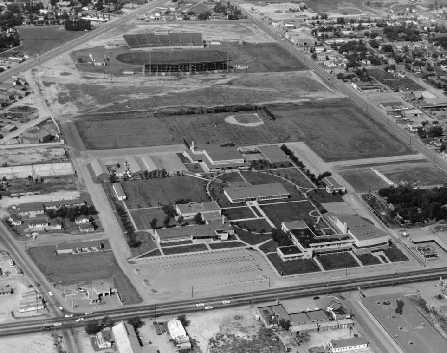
[154,222,234,243]
[167,319,191,351]
[289,309,354,333]
[322,176,346,194]
[175,201,221,220]
[112,321,141,353]
[325,213,390,248]
[257,304,289,328]
[224,183,290,203]
[328,337,368,352]
[189,143,245,171]
[112,183,127,201]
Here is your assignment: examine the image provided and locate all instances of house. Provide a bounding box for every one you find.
[79,222,95,233]
[23,217,50,231]
[167,319,191,351]
[257,304,290,328]
[224,183,290,203]
[75,216,90,225]
[96,327,113,349]
[324,213,390,248]
[13,204,44,219]
[112,321,142,353]
[112,183,127,201]
[175,201,221,220]
[154,222,234,243]
[328,337,368,352]
[322,176,346,194]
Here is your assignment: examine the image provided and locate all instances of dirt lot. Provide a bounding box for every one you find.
[75,100,411,161]
[0,146,66,167]
[27,245,141,304]
[0,332,57,353]
[122,176,209,208]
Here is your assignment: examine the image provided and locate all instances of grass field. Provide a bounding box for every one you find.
[267,254,321,275]
[317,251,360,270]
[18,25,83,56]
[130,208,175,229]
[261,201,315,227]
[383,244,408,262]
[76,100,412,161]
[122,176,209,208]
[162,243,208,255]
[233,219,272,233]
[269,168,315,189]
[222,207,255,220]
[235,228,272,245]
[209,241,246,249]
[357,253,382,266]
[378,162,447,187]
[339,168,390,193]
[130,231,158,258]
[28,245,141,304]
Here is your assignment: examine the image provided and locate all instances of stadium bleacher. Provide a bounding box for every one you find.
[123,32,203,48]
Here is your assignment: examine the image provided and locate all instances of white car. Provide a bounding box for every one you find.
[222,300,231,305]
[48,291,54,296]
[64,314,73,318]
[195,303,205,308]
[75,318,84,322]
[204,306,214,310]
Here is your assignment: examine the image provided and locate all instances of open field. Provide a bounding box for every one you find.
[18,25,83,56]
[133,248,275,297]
[378,162,447,187]
[76,100,412,161]
[209,241,246,249]
[122,176,209,208]
[267,254,321,275]
[260,201,315,227]
[28,245,141,304]
[339,168,390,193]
[316,251,360,270]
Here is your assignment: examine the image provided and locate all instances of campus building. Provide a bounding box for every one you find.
[324,213,390,248]
[322,176,346,194]
[188,143,245,171]
[175,201,222,222]
[328,337,368,353]
[153,222,234,244]
[224,183,290,203]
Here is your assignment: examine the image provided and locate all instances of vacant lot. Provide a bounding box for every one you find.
[76,100,412,161]
[28,245,141,304]
[339,168,390,193]
[18,25,83,56]
[267,254,321,275]
[317,252,360,270]
[122,176,209,208]
[261,201,315,227]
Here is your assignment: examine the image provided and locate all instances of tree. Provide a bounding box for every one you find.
[85,321,102,335]
[150,218,158,229]
[198,11,211,20]
[278,318,291,330]
[128,317,144,329]
[193,213,204,224]
[177,314,190,327]
[163,215,170,227]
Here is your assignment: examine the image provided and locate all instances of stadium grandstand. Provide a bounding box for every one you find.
[123,32,203,48]
[116,48,230,73]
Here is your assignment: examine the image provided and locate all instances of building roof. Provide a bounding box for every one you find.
[176,201,220,215]
[258,145,289,163]
[282,220,308,230]
[56,240,110,251]
[337,214,389,241]
[224,183,289,201]
[203,145,243,162]
[330,337,368,349]
[112,183,126,197]
[289,309,331,326]
[156,222,232,241]
[322,176,344,189]
[167,319,189,343]
[112,321,141,353]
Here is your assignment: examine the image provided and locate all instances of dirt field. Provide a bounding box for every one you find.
[0,146,66,167]
[378,162,447,187]
[122,176,209,208]
[339,168,390,193]
[133,248,275,298]
[0,332,57,353]
[27,245,141,304]
[76,100,411,161]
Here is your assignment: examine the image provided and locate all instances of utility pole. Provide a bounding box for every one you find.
[191,285,194,298]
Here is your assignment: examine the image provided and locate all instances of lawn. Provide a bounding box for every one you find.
[233,219,272,233]
[259,240,279,253]
[261,201,315,227]
[339,168,390,193]
[379,162,447,187]
[357,253,382,266]
[269,167,315,189]
[267,254,321,276]
[130,231,158,258]
[28,245,141,304]
[209,241,246,249]
[383,244,409,262]
[162,243,208,255]
[235,228,272,245]
[130,208,175,229]
[222,207,255,220]
[317,252,360,270]
[122,176,209,208]
[76,99,412,162]
[18,25,84,56]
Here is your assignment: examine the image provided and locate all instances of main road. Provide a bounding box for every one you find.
[0,0,168,82]
[0,264,447,336]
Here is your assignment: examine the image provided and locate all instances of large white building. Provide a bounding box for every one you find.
[167,319,191,351]
[112,321,141,353]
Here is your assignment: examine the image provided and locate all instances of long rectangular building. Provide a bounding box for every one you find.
[224,183,290,203]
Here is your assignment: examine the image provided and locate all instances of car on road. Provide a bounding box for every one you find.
[48,291,54,296]
[222,300,231,305]
[204,306,214,310]
[53,322,62,327]
[195,303,205,308]
[64,314,73,318]
[75,318,84,322]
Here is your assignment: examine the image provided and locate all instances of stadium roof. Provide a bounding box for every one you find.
[124,32,203,48]
[116,49,229,66]
[224,183,289,201]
